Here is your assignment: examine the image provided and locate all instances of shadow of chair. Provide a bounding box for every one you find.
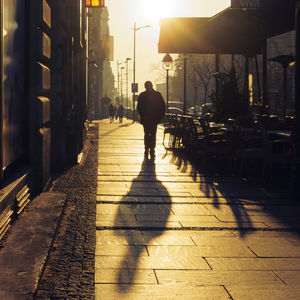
[237,121,294,183]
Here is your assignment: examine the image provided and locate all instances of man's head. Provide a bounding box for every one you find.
[144,81,153,91]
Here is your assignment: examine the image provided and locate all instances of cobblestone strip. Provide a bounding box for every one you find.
[34,125,98,299]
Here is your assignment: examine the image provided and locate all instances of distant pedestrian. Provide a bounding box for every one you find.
[115,107,118,120]
[137,81,166,161]
[117,104,125,123]
[101,94,112,119]
[109,103,116,123]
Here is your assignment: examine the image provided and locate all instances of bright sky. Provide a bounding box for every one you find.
[106,0,230,96]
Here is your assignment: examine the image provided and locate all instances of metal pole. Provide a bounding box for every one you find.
[117,60,120,100]
[85,7,89,119]
[215,54,220,98]
[126,59,129,112]
[166,69,169,112]
[133,22,136,115]
[183,57,187,115]
[0,0,3,185]
[245,55,249,104]
[120,67,123,105]
[283,66,287,119]
[295,3,300,200]
[255,55,262,107]
[131,23,149,120]
[263,41,268,113]
[194,87,197,115]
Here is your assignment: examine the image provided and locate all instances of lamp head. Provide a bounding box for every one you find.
[162,53,173,70]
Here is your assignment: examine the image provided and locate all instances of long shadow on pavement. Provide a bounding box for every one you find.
[98,121,133,137]
[168,149,300,239]
[114,159,171,293]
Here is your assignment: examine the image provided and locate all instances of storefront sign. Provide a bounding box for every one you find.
[85,0,105,7]
[131,83,138,93]
[101,35,114,61]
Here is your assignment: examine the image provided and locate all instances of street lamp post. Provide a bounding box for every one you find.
[125,57,131,117]
[183,56,187,115]
[162,54,173,113]
[117,60,122,101]
[132,22,150,120]
[120,66,125,105]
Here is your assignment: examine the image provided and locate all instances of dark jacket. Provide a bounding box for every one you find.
[137,89,166,124]
[117,105,124,117]
[108,104,115,116]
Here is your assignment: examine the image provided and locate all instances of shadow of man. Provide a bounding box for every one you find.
[114,159,171,293]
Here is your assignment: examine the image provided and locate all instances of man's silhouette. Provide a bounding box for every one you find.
[137,81,166,160]
[108,103,116,123]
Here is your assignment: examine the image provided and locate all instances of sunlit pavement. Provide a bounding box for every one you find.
[95,118,300,299]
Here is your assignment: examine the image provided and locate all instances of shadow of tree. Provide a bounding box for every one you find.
[114,159,171,293]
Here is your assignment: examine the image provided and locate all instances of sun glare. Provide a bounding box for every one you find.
[140,0,175,24]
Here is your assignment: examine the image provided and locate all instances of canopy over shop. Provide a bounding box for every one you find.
[159,0,296,55]
[159,0,297,102]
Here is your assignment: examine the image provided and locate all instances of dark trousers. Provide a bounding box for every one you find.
[143,122,157,151]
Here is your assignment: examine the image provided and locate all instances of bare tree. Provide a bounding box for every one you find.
[151,61,166,83]
[191,55,215,104]
[170,54,185,104]
[188,62,201,114]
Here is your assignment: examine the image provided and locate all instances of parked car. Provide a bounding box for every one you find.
[188,106,202,115]
[201,103,214,115]
[167,107,183,114]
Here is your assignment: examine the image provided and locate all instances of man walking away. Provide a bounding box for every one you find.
[117,104,125,123]
[137,81,166,161]
[109,103,116,123]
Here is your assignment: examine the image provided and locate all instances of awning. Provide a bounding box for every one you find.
[158,0,298,55]
[158,18,214,54]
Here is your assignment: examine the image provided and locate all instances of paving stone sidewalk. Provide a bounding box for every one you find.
[94,119,300,300]
[34,123,99,299]
[20,118,300,299]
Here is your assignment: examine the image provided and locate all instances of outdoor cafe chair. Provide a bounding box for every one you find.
[181,116,204,149]
[193,117,233,171]
[163,114,177,149]
[163,114,185,149]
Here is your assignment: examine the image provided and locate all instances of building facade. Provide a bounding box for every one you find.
[88,6,114,120]
[0,0,89,239]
